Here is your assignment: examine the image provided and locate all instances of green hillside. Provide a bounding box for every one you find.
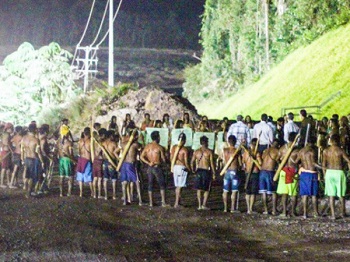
[194,23,350,120]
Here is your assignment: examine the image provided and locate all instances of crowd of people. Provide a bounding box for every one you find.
[1,109,350,220]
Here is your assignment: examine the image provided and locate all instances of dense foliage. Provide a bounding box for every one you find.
[0,0,204,50]
[0,42,79,124]
[184,0,350,101]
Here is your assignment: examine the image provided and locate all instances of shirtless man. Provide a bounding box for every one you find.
[170,133,191,208]
[242,138,262,214]
[220,135,242,213]
[0,123,13,188]
[322,134,350,219]
[276,132,299,217]
[102,130,120,200]
[76,127,93,197]
[259,140,279,215]
[92,128,106,199]
[38,126,51,193]
[58,132,74,197]
[295,136,319,218]
[141,131,168,207]
[191,136,215,210]
[21,124,44,197]
[9,126,23,188]
[120,130,143,205]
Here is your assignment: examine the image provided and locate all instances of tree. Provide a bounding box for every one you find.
[0,42,79,124]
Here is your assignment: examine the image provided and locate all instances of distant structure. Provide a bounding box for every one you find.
[71,0,123,92]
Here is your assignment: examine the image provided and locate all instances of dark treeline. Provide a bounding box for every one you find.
[0,0,204,50]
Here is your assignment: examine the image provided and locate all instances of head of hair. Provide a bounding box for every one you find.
[200,136,209,145]
[288,132,297,142]
[144,113,150,118]
[245,115,251,122]
[223,117,228,121]
[251,138,258,146]
[163,113,169,121]
[28,123,36,133]
[111,116,116,122]
[237,115,243,121]
[287,112,294,120]
[300,109,307,118]
[15,126,22,133]
[261,113,268,121]
[308,136,317,145]
[228,135,237,146]
[93,122,101,130]
[151,131,160,141]
[332,114,339,120]
[98,128,107,137]
[268,116,273,122]
[83,127,91,136]
[277,117,284,123]
[330,134,340,145]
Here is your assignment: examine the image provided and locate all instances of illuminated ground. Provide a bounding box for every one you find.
[0,175,350,261]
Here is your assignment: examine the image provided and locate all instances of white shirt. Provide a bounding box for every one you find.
[253,121,274,145]
[284,120,299,143]
[227,121,251,147]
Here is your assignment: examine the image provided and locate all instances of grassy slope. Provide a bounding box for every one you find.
[194,23,350,120]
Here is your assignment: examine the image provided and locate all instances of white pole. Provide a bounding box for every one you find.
[108,0,114,87]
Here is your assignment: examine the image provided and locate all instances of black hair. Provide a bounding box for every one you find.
[228,135,237,145]
[200,136,208,145]
[151,131,160,141]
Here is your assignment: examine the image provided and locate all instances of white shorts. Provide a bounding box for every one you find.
[173,165,188,187]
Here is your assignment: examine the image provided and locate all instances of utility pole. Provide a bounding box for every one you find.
[108,0,114,87]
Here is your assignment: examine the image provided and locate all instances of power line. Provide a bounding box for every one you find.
[71,0,97,66]
[97,0,123,47]
[90,0,110,46]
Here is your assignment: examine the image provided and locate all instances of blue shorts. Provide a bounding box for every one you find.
[103,160,118,181]
[25,157,40,184]
[120,162,138,183]
[259,170,277,194]
[76,161,92,183]
[223,169,239,192]
[299,172,318,196]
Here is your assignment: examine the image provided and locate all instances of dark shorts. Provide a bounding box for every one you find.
[223,169,239,192]
[195,168,212,191]
[120,162,138,183]
[259,170,277,194]
[299,172,318,196]
[103,160,118,181]
[1,151,12,169]
[12,153,21,167]
[147,166,166,192]
[246,172,259,195]
[93,159,104,178]
[25,157,40,184]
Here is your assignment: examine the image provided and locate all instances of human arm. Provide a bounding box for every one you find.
[210,151,215,179]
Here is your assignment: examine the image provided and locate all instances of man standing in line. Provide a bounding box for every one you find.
[58,130,74,197]
[227,115,251,147]
[322,134,350,219]
[76,127,93,198]
[0,123,13,188]
[220,135,241,213]
[191,136,216,210]
[141,131,169,207]
[259,140,279,215]
[253,113,274,153]
[9,126,23,188]
[21,124,44,197]
[294,136,319,219]
[170,133,191,208]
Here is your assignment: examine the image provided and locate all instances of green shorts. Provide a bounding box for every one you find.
[276,170,298,196]
[325,169,346,197]
[59,157,73,177]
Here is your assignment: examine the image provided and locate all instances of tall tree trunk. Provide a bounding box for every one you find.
[264,0,270,70]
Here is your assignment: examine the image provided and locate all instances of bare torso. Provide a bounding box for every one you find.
[170,145,190,170]
[297,145,317,171]
[141,141,166,166]
[279,143,299,169]
[11,134,22,154]
[261,147,279,171]
[191,146,215,171]
[323,145,350,170]
[78,137,91,160]
[22,133,40,159]
[223,146,240,170]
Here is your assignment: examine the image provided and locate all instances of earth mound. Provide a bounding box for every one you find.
[95,86,200,129]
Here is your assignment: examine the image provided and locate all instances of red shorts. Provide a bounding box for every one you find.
[1,151,12,169]
[93,159,104,178]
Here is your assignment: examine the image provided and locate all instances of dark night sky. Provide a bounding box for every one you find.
[0,0,205,49]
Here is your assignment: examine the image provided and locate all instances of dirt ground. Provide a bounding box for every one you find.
[1,172,350,262]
